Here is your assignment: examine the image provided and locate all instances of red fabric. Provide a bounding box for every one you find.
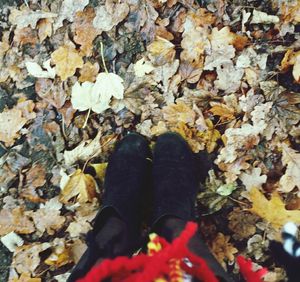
[77,222,268,282]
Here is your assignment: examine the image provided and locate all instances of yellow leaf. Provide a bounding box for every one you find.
[198,119,221,153]
[209,103,235,122]
[45,239,72,267]
[59,169,98,204]
[90,162,107,182]
[248,187,300,229]
[51,45,83,81]
[11,273,41,282]
[147,36,175,66]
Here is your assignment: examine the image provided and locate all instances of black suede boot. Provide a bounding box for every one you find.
[151,132,233,282]
[67,133,152,282]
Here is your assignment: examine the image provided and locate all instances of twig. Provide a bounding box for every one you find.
[82,108,91,129]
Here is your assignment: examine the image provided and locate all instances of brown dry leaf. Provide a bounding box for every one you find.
[45,238,72,267]
[11,273,41,282]
[25,164,46,188]
[63,131,102,166]
[147,36,175,66]
[37,18,53,42]
[210,232,238,267]
[59,169,98,204]
[0,108,27,147]
[66,216,92,237]
[13,27,38,46]
[73,7,101,56]
[58,100,76,127]
[30,209,65,235]
[209,103,235,122]
[197,119,221,153]
[0,207,35,236]
[279,143,300,194]
[162,101,196,126]
[12,242,51,275]
[280,49,300,82]
[79,61,99,82]
[248,187,300,229]
[51,45,84,81]
[70,239,87,264]
[228,209,258,240]
[35,78,67,109]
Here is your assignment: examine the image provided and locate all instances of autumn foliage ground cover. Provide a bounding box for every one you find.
[1,0,300,281]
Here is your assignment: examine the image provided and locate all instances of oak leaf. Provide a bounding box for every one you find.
[248,187,300,228]
[59,169,98,204]
[51,45,83,81]
[210,232,238,267]
[279,144,300,194]
[239,167,267,191]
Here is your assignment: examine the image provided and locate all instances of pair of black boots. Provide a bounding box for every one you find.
[68,132,230,282]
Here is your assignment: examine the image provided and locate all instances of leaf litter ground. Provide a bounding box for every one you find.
[1,0,300,281]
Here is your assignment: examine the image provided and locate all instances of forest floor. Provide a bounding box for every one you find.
[1,0,300,281]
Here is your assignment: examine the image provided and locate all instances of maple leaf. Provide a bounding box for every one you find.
[279,143,300,194]
[59,169,98,204]
[248,187,300,229]
[73,7,101,56]
[37,18,53,42]
[147,36,175,66]
[51,45,84,81]
[163,101,196,126]
[71,72,124,114]
[79,61,99,82]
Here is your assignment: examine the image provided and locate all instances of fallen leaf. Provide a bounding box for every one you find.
[250,10,280,24]
[13,27,38,46]
[54,0,89,31]
[59,169,98,204]
[210,232,238,267]
[247,234,269,260]
[30,209,65,235]
[147,36,175,66]
[70,239,87,264]
[35,78,67,109]
[163,101,196,126]
[71,72,124,114]
[0,207,35,235]
[51,45,84,81]
[25,60,56,79]
[73,7,101,56]
[9,8,57,29]
[248,187,300,228]
[79,61,99,82]
[37,18,53,42]
[239,167,267,191]
[45,238,72,267]
[93,3,129,32]
[279,143,300,194]
[11,273,41,282]
[134,58,155,77]
[64,131,102,166]
[0,108,27,147]
[197,119,221,153]
[228,209,258,240]
[66,216,92,237]
[12,243,51,275]
[1,232,24,252]
[90,162,108,182]
[25,163,46,189]
[209,103,235,122]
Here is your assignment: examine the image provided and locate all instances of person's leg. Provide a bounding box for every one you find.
[151,132,232,281]
[67,133,152,281]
